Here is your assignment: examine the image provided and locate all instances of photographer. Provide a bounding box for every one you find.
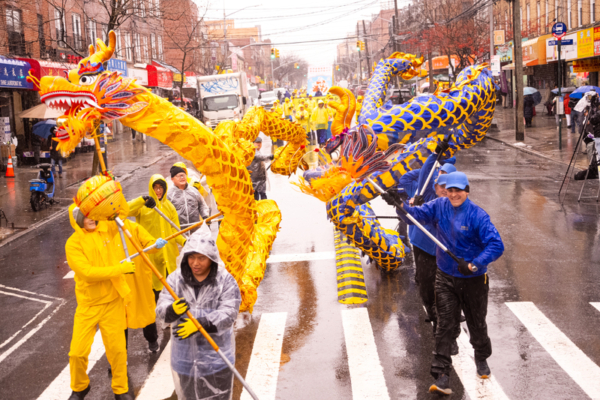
[575,91,600,180]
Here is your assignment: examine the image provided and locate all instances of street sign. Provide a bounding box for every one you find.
[549,39,574,45]
[552,22,567,39]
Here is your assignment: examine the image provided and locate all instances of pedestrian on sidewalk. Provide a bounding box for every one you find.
[50,127,63,177]
[168,164,210,233]
[156,226,241,400]
[569,93,580,133]
[397,172,504,395]
[128,174,186,301]
[524,94,535,127]
[65,204,137,400]
[564,92,573,129]
[247,137,274,200]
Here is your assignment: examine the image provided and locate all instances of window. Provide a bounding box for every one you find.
[135,33,141,62]
[72,14,82,50]
[555,0,558,20]
[578,0,582,26]
[88,19,97,46]
[537,2,540,34]
[124,32,132,61]
[593,0,596,23]
[546,0,549,32]
[568,0,572,29]
[151,33,157,59]
[143,35,149,62]
[115,29,122,58]
[38,14,46,57]
[6,7,25,55]
[157,35,163,60]
[527,4,530,33]
[55,8,66,46]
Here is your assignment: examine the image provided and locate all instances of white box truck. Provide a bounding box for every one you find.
[198,72,249,129]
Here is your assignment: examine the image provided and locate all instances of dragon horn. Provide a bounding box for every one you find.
[344,88,356,128]
[328,86,350,136]
[91,31,116,64]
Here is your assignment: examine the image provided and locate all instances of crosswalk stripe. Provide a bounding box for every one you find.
[591,302,600,313]
[341,308,390,400]
[136,340,175,400]
[506,301,600,398]
[422,306,509,399]
[266,252,335,263]
[63,271,75,279]
[241,312,287,400]
[37,330,105,400]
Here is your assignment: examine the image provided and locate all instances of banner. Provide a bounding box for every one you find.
[578,28,594,59]
[573,58,600,72]
[307,65,333,96]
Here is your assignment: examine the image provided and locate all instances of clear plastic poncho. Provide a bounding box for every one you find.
[156,225,241,400]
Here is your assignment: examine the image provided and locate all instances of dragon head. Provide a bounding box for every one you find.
[386,52,424,80]
[34,31,148,154]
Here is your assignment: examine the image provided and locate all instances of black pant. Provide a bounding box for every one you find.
[254,191,267,200]
[176,367,233,400]
[431,270,491,378]
[124,323,158,348]
[413,246,438,329]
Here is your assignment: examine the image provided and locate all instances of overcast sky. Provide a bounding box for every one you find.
[199,0,411,66]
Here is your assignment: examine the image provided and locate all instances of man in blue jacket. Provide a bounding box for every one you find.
[400,172,504,395]
[397,153,456,335]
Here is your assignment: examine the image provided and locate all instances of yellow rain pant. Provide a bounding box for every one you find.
[69,297,128,394]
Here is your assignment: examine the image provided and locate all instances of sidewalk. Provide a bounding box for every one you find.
[0,133,176,243]
[488,104,589,170]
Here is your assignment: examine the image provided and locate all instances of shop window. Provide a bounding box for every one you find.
[88,20,97,47]
[115,30,122,58]
[124,32,133,61]
[151,33,157,60]
[72,14,82,51]
[592,0,596,23]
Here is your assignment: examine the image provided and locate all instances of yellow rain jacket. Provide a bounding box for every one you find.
[311,105,329,130]
[128,174,186,292]
[66,204,131,307]
[272,103,283,117]
[296,108,309,132]
[283,99,294,117]
[109,218,158,329]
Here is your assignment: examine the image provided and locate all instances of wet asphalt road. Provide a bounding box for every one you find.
[1,137,600,400]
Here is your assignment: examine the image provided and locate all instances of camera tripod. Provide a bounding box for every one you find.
[559,105,600,203]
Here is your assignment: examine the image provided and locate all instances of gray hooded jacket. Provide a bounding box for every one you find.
[167,184,210,227]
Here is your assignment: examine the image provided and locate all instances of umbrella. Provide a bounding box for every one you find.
[569,85,600,100]
[19,103,64,119]
[551,87,576,94]
[33,120,57,139]
[523,86,538,95]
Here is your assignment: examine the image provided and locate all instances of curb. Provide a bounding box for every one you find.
[0,152,176,249]
[485,135,577,169]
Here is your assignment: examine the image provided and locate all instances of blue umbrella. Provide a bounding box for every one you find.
[570,85,600,99]
[32,120,57,139]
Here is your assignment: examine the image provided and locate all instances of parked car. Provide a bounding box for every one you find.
[259,91,278,110]
[387,88,414,105]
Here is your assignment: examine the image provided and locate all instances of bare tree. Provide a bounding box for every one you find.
[273,54,308,87]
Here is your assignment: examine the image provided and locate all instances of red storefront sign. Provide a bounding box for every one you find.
[146,64,173,89]
[16,58,77,82]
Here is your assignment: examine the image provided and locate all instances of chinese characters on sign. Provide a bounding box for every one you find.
[0,58,33,89]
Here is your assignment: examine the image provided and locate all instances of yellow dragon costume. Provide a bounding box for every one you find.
[35,32,307,312]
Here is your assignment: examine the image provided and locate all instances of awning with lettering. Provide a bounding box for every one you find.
[17,58,77,83]
[142,63,173,89]
[0,57,34,89]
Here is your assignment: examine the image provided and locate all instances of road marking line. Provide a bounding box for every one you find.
[63,271,75,279]
[0,283,63,300]
[241,312,287,400]
[0,301,51,350]
[0,290,51,304]
[266,251,335,263]
[335,228,367,304]
[37,330,105,399]
[341,308,390,400]
[506,301,600,398]
[591,302,600,313]
[136,340,175,400]
[422,306,509,399]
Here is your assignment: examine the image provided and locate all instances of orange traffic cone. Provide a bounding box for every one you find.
[5,157,15,177]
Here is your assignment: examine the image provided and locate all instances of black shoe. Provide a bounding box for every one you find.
[451,341,459,356]
[148,340,159,353]
[108,366,111,375]
[114,393,134,400]
[476,359,491,379]
[68,385,90,400]
[429,374,452,395]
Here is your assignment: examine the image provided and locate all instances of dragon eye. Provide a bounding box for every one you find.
[79,75,98,86]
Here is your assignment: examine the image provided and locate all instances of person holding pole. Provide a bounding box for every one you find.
[128,174,186,301]
[393,172,504,395]
[156,226,241,400]
[66,204,136,400]
[168,164,210,233]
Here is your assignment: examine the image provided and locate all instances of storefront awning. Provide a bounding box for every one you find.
[140,63,173,89]
[17,58,78,84]
[0,57,34,89]
[501,59,539,70]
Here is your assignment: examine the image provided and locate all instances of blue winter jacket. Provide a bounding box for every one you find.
[403,197,504,278]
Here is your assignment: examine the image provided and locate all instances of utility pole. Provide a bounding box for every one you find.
[223,9,228,69]
[357,23,362,83]
[391,17,397,52]
[428,51,434,92]
[393,0,400,52]
[512,0,525,141]
[362,20,371,78]
[489,1,494,59]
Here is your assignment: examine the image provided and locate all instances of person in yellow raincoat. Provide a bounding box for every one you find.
[296,103,310,135]
[271,99,283,117]
[66,204,137,400]
[356,95,364,123]
[311,100,329,146]
[128,174,186,298]
[283,98,294,121]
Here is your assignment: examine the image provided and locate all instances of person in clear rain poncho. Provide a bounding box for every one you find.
[156,225,241,400]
